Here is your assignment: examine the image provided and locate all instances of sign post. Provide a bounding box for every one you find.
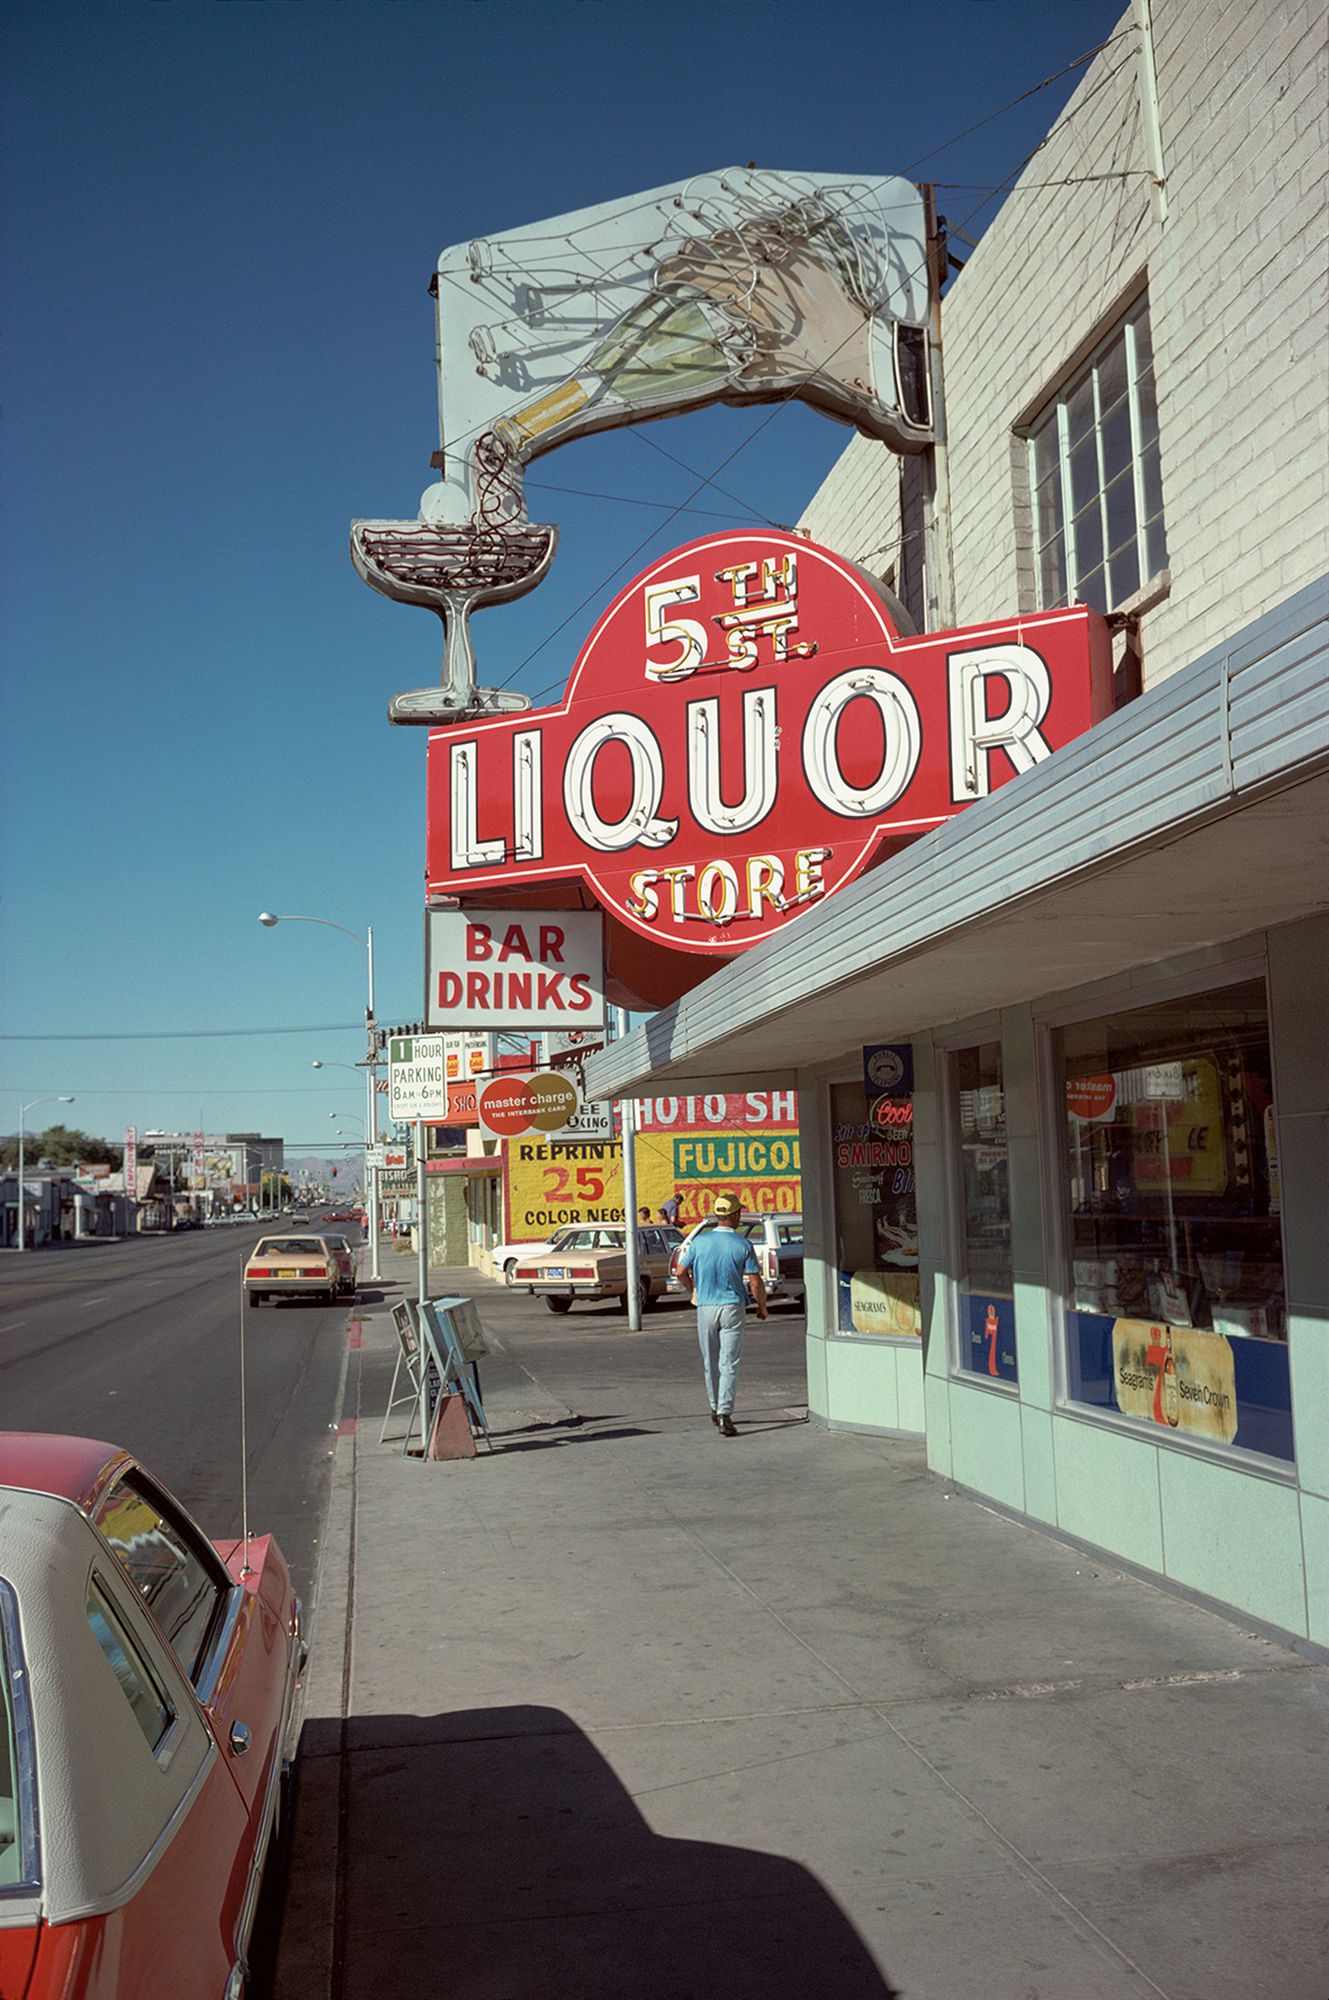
[616,1007,643,1331]
[416,1119,428,1318]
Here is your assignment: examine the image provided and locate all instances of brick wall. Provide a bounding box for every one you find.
[800,0,1329,686]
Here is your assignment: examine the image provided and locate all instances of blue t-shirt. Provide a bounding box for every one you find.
[679,1226,758,1307]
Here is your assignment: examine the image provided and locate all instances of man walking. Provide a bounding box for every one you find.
[676,1192,766,1437]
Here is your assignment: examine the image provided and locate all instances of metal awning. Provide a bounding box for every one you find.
[583,578,1328,1099]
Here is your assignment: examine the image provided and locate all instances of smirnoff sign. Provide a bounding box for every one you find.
[426,532,1111,956]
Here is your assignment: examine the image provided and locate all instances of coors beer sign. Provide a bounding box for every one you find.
[426,531,1111,959]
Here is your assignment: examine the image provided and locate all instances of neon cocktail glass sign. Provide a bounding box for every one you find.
[426,531,1111,958]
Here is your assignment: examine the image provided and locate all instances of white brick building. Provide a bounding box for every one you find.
[800,0,1328,684]
[590,0,1329,1649]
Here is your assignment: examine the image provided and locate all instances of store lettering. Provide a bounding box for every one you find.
[835,1139,914,1167]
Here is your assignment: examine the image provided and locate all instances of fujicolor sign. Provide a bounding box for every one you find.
[426,531,1111,956]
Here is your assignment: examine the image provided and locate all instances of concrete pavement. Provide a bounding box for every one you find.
[273,1259,1328,2000]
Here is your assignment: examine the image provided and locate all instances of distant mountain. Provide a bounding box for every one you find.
[286,1151,363,1195]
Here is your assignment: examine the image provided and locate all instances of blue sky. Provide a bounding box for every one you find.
[1,0,1125,1149]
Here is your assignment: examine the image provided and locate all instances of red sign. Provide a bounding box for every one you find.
[426,531,1111,958]
[1066,1074,1117,1121]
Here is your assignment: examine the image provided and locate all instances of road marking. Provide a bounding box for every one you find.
[0,1320,28,1333]
[81,1295,108,1307]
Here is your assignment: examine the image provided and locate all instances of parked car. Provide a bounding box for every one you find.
[668,1212,805,1306]
[512,1225,683,1314]
[0,1432,304,1999]
[488,1225,582,1285]
[243,1233,343,1308]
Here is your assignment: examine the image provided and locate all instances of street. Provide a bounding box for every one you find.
[0,1225,352,1610]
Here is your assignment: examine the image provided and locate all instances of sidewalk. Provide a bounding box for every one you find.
[274,1261,1328,2000]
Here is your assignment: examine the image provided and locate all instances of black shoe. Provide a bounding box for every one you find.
[710,1410,720,1426]
[718,1413,737,1438]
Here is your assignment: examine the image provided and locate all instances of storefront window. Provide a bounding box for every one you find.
[1059,978,1291,1460]
[830,1066,920,1336]
[952,1043,1016,1382]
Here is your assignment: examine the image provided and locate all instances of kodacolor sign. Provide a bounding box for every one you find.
[426,908,605,1029]
[426,531,1112,956]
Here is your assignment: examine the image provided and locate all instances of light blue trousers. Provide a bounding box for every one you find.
[697,1302,746,1415]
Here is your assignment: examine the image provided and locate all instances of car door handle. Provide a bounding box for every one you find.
[229,1721,252,1757]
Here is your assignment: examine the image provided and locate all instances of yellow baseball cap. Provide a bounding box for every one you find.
[713,1192,742,1217]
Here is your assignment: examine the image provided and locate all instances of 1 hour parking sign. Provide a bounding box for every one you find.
[388,1034,451,1121]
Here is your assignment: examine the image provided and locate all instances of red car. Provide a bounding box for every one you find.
[0,1434,304,1998]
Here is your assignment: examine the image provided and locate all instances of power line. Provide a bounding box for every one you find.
[0,1022,366,1042]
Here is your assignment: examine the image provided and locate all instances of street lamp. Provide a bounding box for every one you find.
[16,1096,75,1252]
[260,912,381,1280]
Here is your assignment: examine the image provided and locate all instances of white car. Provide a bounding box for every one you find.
[489,1225,582,1285]
[668,1212,805,1304]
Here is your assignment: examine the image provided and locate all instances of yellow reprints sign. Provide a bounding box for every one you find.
[504,1091,801,1235]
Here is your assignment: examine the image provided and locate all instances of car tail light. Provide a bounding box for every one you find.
[299,1264,331,1278]
[759,1247,778,1283]
[249,1266,273,1278]
[569,1266,595,1280]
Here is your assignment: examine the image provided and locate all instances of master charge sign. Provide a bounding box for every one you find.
[426,907,605,1030]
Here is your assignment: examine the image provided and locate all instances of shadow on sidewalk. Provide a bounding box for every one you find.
[335,1704,899,1997]
[487,1422,657,1453]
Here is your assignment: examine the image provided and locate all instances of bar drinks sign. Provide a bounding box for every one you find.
[425,908,605,1029]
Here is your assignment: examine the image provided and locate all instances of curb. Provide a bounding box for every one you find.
[270,1317,362,2000]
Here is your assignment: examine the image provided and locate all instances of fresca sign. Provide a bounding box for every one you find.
[426,530,1111,957]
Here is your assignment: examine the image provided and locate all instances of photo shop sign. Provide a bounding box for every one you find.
[425,531,1112,957]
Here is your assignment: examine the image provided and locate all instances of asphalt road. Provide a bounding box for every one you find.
[0,1223,355,1603]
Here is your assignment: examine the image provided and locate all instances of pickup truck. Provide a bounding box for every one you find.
[669,1213,805,1308]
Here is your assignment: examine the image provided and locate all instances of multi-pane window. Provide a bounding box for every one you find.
[1028,297,1167,615]
[1058,977,1291,1461]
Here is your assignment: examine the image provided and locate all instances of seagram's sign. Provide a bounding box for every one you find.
[426,531,1111,956]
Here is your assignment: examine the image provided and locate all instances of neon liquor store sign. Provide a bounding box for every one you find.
[426,530,1111,956]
